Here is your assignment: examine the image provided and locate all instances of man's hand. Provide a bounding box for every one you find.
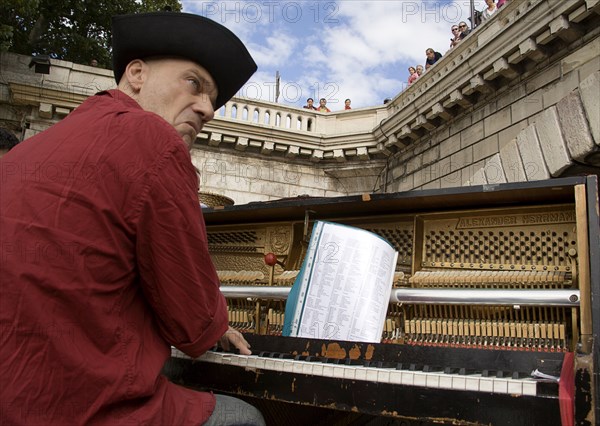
[219,326,251,355]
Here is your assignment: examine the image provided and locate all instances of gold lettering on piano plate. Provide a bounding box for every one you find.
[457,210,575,229]
[458,216,517,228]
[522,211,575,224]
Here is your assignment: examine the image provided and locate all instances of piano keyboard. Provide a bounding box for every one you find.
[170,348,541,396]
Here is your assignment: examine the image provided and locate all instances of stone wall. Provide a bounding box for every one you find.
[0,52,115,139]
[381,0,600,192]
[192,149,342,205]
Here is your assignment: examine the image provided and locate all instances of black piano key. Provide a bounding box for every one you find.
[423,365,441,373]
[512,371,527,380]
[278,353,294,359]
[459,367,478,376]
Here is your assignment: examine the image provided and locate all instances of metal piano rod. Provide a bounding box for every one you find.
[219,286,580,307]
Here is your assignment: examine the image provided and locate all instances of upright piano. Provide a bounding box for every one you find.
[166,177,599,425]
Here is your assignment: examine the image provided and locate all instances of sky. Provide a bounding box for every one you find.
[181,0,487,110]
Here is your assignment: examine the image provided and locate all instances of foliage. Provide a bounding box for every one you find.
[0,0,182,69]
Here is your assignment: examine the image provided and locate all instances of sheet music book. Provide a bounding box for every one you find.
[282,221,398,343]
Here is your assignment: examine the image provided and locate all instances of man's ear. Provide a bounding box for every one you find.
[119,59,146,93]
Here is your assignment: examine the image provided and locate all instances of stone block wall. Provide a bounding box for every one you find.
[480,71,600,185]
[385,33,600,192]
[191,149,381,205]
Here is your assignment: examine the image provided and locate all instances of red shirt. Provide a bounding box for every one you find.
[0,90,228,425]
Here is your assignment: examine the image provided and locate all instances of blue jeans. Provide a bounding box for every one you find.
[203,394,265,426]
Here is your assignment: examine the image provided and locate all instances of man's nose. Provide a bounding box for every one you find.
[193,95,215,122]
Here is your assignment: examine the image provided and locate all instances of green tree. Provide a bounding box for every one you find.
[0,0,182,69]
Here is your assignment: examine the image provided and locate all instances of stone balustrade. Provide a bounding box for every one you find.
[219,98,317,132]
[200,97,388,163]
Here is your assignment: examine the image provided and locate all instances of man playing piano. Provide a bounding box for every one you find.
[0,11,265,426]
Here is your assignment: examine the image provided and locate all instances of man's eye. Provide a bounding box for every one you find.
[188,78,201,92]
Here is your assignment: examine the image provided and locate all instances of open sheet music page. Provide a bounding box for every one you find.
[283,221,398,343]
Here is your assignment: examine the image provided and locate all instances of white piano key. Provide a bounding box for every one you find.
[245,356,259,369]
[426,373,440,388]
[522,379,537,396]
[507,379,523,395]
[366,368,379,382]
[301,363,313,375]
[200,352,216,363]
[479,377,494,393]
[493,378,508,394]
[220,354,233,365]
[389,370,403,385]
[234,354,249,365]
[439,375,453,389]
[229,354,241,367]
[292,361,304,374]
[377,369,391,383]
[174,348,189,359]
[264,359,275,371]
[333,365,346,379]
[465,376,480,391]
[354,367,368,381]
[283,359,294,373]
[254,358,266,369]
[322,364,335,378]
[451,375,466,391]
[312,364,324,376]
[343,366,356,380]
[272,359,285,372]
[209,352,223,363]
[401,371,414,386]
[413,372,427,387]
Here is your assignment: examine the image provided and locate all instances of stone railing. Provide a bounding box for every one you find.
[219,98,318,132]
[199,97,388,162]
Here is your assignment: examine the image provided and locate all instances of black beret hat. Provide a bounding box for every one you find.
[112,12,257,109]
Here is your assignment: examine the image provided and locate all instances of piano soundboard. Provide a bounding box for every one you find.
[165,177,599,426]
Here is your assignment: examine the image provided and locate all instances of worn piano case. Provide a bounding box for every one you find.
[165,176,599,426]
